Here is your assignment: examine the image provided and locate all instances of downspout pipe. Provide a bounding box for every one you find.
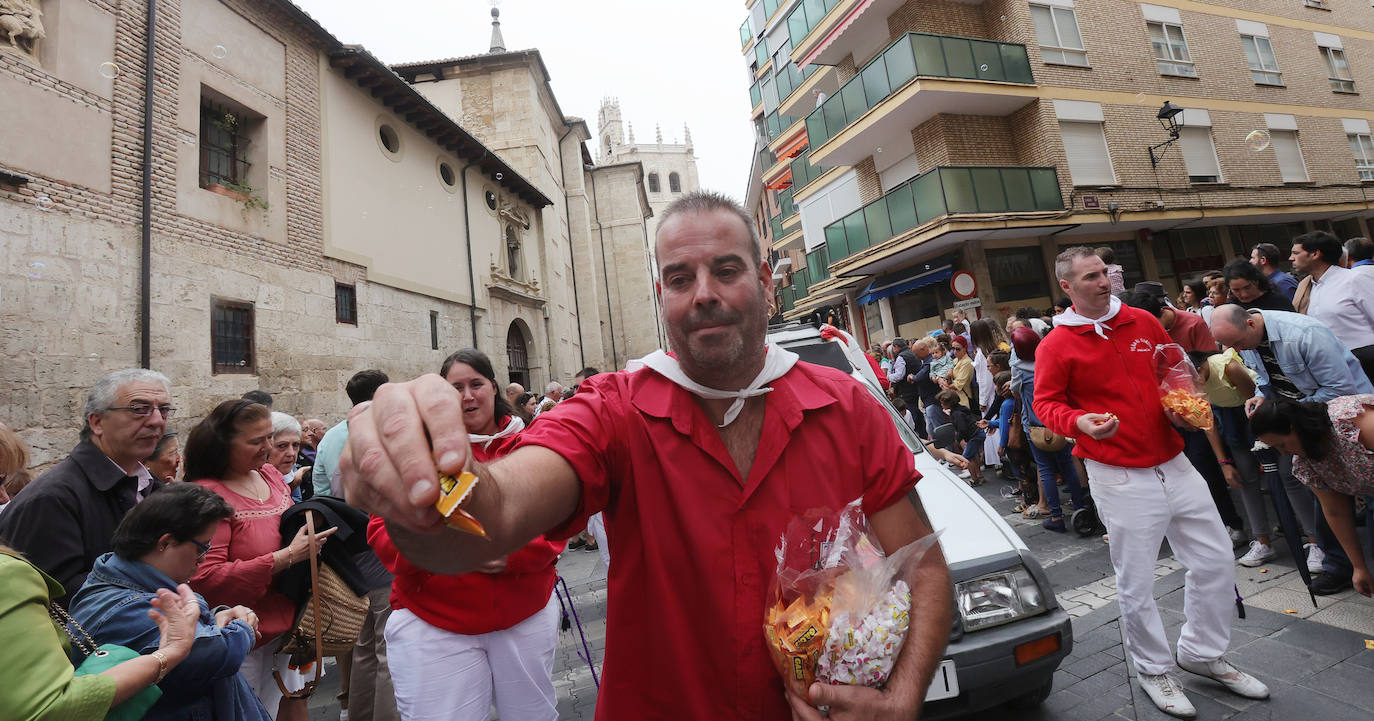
[585,167,618,369]
[461,151,491,349]
[139,0,157,369]
[557,127,586,369]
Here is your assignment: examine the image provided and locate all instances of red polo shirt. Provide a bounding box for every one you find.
[514,361,919,721]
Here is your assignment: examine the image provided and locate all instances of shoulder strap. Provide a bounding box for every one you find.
[274,512,324,698]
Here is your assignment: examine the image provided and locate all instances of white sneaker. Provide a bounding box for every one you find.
[1227,526,1247,547]
[1138,673,1197,719]
[340,711,350,721]
[1305,543,1326,574]
[1177,657,1270,700]
[1238,540,1275,567]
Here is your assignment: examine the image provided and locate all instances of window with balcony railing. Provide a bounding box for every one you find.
[1148,21,1196,77]
[786,0,844,49]
[740,19,753,49]
[777,187,796,219]
[1322,46,1355,93]
[749,81,762,109]
[821,166,1063,264]
[807,244,831,283]
[1349,133,1374,181]
[1241,34,1282,85]
[804,33,1033,150]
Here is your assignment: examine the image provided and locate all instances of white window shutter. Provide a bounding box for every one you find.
[1060,121,1116,185]
[1271,130,1308,182]
[1179,127,1221,180]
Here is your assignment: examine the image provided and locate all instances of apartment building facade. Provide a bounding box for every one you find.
[742,0,1374,344]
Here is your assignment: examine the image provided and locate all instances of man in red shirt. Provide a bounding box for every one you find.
[338,192,953,721]
[1034,248,1268,719]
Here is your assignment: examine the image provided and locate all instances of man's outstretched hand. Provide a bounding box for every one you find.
[340,374,472,533]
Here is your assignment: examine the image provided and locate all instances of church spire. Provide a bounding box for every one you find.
[488,6,506,53]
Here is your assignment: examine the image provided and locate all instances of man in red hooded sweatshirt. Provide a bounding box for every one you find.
[1033,247,1268,719]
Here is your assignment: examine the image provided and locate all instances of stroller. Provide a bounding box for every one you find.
[1071,492,1106,537]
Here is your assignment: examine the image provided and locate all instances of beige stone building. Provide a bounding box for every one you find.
[0,0,655,465]
[743,0,1374,345]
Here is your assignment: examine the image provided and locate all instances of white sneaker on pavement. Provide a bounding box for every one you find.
[1238,540,1275,567]
[1177,657,1270,700]
[1137,672,1197,719]
[1305,543,1326,574]
[1227,526,1247,547]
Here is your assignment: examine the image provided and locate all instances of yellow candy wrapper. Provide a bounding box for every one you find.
[436,471,487,538]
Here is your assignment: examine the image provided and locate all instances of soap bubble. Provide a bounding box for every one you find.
[97,62,119,79]
[1135,93,1146,104]
[999,15,1007,22]
[979,64,989,72]
[417,185,424,192]
[35,195,54,211]
[26,261,46,279]
[212,45,227,59]
[1245,129,1272,152]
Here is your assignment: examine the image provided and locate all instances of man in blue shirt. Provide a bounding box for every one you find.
[1250,243,1299,301]
[1211,305,1374,595]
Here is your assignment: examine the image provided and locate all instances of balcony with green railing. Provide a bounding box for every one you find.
[777,187,796,220]
[789,147,827,194]
[740,19,753,50]
[769,214,785,243]
[749,81,762,110]
[779,285,797,313]
[761,111,801,142]
[806,243,831,285]
[804,33,1034,154]
[785,0,845,56]
[822,165,1064,265]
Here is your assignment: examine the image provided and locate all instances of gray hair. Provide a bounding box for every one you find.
[270,411,301,437]
[545,381,563,395]
[81,369,172,440]
[1054,246,1100,281]
[655,190,762,264]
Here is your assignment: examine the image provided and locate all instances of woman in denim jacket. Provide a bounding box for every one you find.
[70,483,271,721]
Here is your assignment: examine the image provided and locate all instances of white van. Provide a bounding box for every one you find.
[768,321,1072,716]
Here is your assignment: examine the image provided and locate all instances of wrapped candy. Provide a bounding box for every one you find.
[764,500,939,696]
[1155,343,1213,431]
[435,471,487,537]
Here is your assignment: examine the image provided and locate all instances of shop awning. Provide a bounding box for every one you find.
[855,256,955,305]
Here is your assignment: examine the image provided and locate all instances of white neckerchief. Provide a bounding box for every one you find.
[468,414,525,451]
[1053,295,1122,339]
[626,345,800,427]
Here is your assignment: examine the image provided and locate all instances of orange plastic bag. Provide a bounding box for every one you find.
[1155,343,1213,431]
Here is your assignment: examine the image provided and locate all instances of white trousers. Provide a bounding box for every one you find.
[385,594,560,721]
[1086,453,1235,676]
[586,512,610,569]
[239,639,321,719]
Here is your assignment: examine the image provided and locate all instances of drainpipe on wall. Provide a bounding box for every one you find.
[585,166,618,369]
[460,151,490,349]
[139,0,157,369]
[557,127,586,369]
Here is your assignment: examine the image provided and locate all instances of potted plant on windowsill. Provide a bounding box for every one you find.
[204,181,269,220]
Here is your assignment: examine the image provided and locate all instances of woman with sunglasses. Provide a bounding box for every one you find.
[69,482,272,720]
[184,400,335,721]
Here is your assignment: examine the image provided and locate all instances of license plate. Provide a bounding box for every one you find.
[924,659,959,701]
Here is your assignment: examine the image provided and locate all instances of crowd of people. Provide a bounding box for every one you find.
[0,357,603,721]
[2,187,1372,721]
[865,234,1372,717]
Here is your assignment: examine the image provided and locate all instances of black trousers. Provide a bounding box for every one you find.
[1180,427,1246,531]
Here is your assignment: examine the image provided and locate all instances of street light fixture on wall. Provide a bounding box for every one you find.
[1148,101,1185,168]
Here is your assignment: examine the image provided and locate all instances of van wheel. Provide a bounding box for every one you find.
[1008,679,1053,709]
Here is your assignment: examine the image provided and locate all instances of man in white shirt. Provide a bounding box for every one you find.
[533,381,564,417]
[1292,231,1374,384]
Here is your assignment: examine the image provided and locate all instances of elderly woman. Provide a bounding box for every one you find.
[369,349,564,721]
[1249,395,1374,597]
[266,412,309,503]
[186,400,335,721]
[69,483,270,720]
[0,543,200,720]
[145,433,181,485]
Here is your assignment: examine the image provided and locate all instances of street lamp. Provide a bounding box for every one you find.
[1148,101,1185,168]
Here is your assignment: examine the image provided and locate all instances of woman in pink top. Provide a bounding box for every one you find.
[185,400,335,721]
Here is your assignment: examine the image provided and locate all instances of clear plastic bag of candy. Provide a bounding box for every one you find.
[763,499,940,696]
[1155,343,1213,431]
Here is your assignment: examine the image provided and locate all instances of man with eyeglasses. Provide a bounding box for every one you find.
[0,368,174,606]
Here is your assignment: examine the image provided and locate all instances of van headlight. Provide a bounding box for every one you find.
[956,566,1047,631]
